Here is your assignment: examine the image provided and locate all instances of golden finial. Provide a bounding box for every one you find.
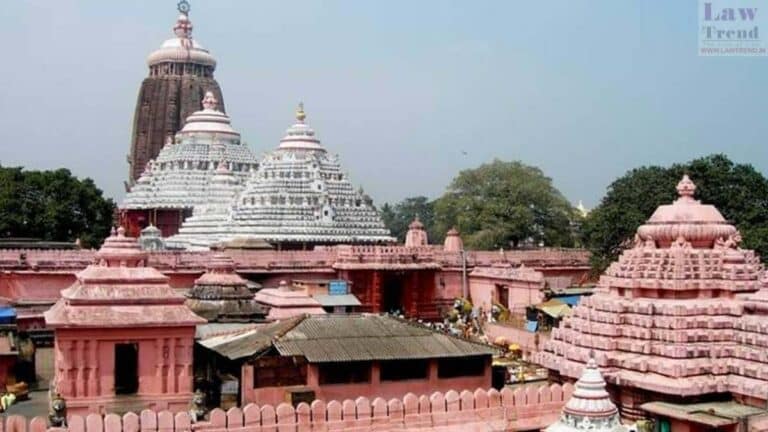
[296,102,306,122]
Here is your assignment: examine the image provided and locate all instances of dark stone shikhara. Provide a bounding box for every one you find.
[127,1,225,185]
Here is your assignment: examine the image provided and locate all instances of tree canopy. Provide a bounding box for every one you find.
[0,166,115,248]
[380,196,437,243]
[432,160,576,250]
[582,154,768,272]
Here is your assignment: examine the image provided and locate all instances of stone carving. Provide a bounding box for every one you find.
[189,389,207,423]
[48,393,67,427]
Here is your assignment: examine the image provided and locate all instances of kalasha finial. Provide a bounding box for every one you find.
[202,91,218,110]
[296,102,306,122]
[676,174,696,199]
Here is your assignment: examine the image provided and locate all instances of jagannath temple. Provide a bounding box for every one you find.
[13,1,768,431]
[127,0,226,185]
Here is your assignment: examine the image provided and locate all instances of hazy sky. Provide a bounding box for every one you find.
[1,1,766,208]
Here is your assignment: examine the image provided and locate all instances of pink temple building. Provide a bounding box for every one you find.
[44,228,205,415]
[536,175,768,426]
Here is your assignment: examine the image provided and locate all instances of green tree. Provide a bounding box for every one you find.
[582,154,768,272]
[380,196,437,243]
[433,159,576,250]
[0,166,115,248]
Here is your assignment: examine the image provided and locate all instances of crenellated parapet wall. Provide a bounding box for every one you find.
[0,247,589,273]
[8,385,572,432]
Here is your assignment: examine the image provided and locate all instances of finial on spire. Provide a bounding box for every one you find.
[177,0,191,15]
[173,1,193,40]
[676,174,696,200]
[296,102,306,122]
[202,91,218,111]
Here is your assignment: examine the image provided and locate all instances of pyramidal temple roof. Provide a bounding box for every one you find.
[122,92,258,211]
[44,227,205,328]
[546,358,625,432]
[536,175,768,414]
[169,104,394,248]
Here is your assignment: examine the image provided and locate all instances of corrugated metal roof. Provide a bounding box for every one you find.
[198,316,303,360]
[273,315,495,362]
[312,294,361,307]
[641,401,766,427]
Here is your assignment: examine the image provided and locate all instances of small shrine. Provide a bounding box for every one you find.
[443,227,463,252]
[546,357,626,432]
[404,216,429,247]
[44,227,205,414]
[185,253,269,322]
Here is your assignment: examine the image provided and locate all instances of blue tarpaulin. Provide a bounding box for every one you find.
[525,320,538,333]
[556,295,581,306]
[0,307,16,324]
[329,280,349,295]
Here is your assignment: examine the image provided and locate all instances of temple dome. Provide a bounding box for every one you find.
[147,9,216,68]
[636,175,737,248]
[218,104,394,246]
[405,216,428,247]
[546,358,625,432]
[178,92,239,138]
[277,103,324,151]
[122,92,258,212]
[443,227,463,252]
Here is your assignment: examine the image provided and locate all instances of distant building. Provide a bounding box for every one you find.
[197,314,495,407]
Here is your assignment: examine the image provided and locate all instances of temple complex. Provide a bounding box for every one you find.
[127,0,226,184]
[121,91,258,237]
[44,228,205,414]
[536,175,768,422]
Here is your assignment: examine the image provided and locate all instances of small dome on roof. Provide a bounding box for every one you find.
[636,175,737,248]
[147,5,216,68]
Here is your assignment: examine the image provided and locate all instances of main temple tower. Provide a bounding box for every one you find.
[126,0,225,185]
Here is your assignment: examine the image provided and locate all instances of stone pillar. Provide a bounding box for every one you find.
[74,340,85,398]
[372,271,382,314]
[370,362,381,388]
[428,359,439,385]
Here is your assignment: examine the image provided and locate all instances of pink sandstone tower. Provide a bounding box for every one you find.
[536,175,768,418]
[44,227,205,414]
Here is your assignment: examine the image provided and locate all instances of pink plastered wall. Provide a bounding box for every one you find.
[241,358,492,407]
[53,327,195,415]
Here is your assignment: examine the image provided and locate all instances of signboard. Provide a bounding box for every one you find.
[329,280,348,295]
